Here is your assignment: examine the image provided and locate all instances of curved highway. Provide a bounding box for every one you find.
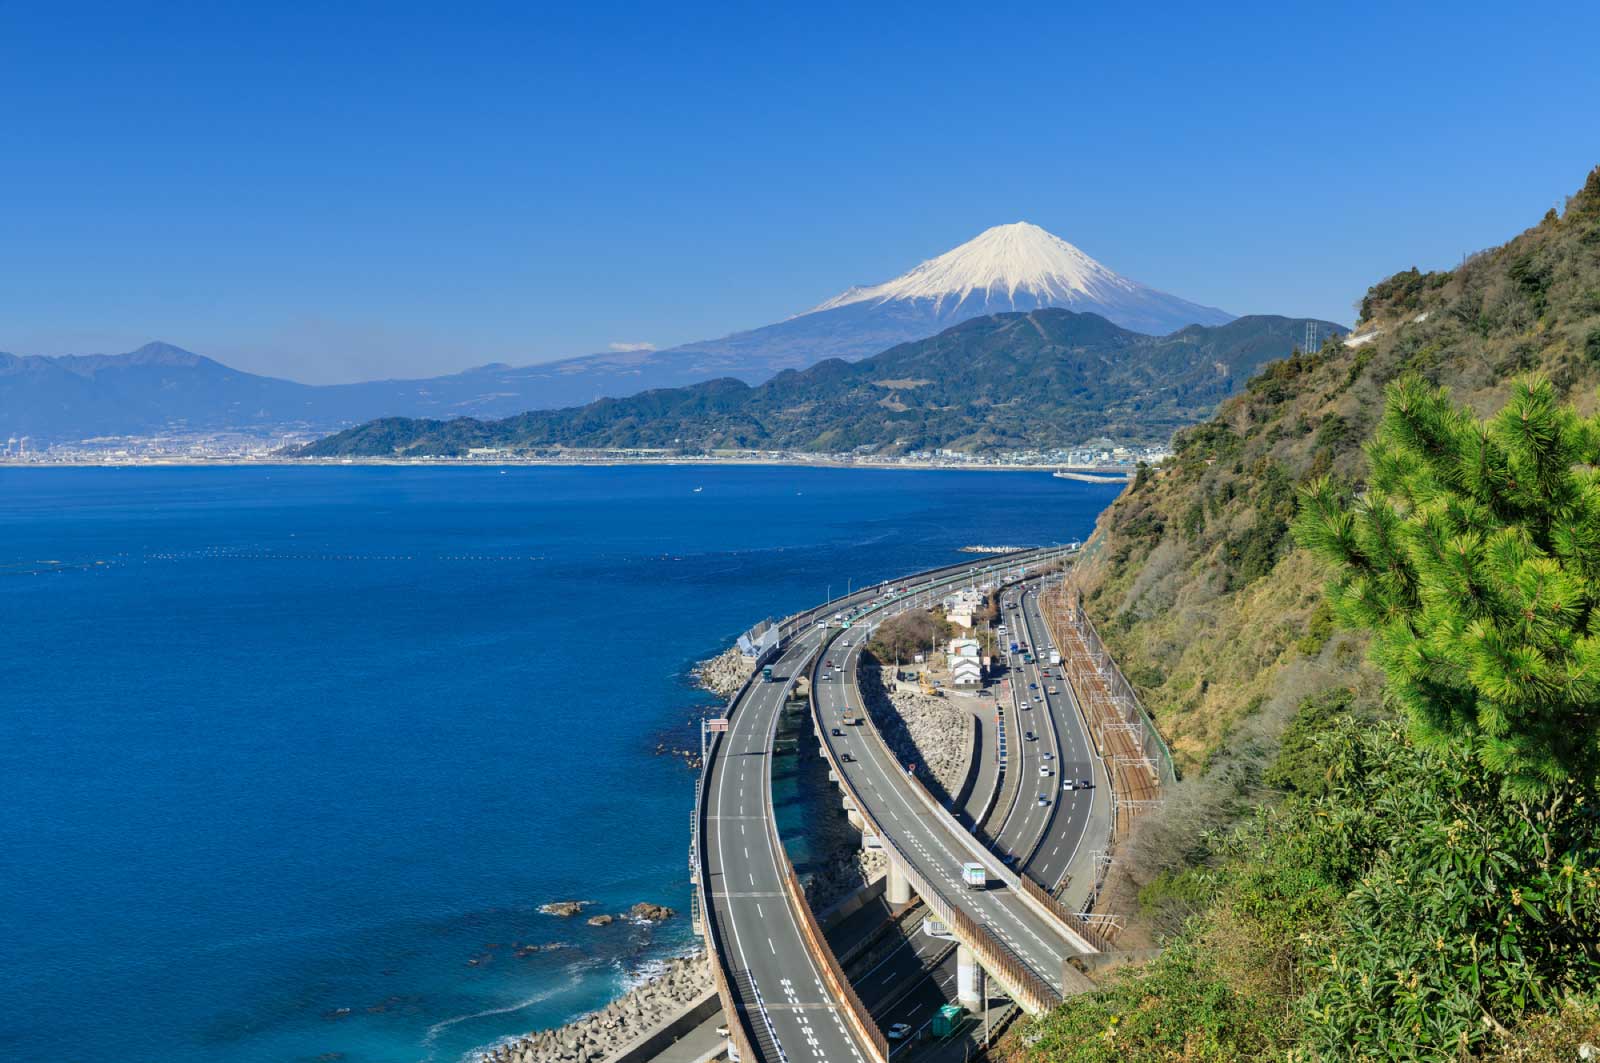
[1005,584,1102,888]
[814,633,1090,1000]
[698,549,1072,1063]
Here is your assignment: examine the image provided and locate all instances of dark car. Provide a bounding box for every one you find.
[841,752,856,763]
[831,727,844,737]
[1024,731,1036,741]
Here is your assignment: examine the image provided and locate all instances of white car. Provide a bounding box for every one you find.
[1038,764,1051,777]
[1041,751,1053,761]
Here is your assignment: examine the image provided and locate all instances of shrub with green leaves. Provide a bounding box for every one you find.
[1008,720,1599,1063]
[1295,721,1600,1058]
[1295,374,1600,797]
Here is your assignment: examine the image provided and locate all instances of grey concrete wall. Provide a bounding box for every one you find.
[604,991,723,1063]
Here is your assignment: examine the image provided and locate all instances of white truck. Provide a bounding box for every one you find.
[961,862,987,890]
[1049,650,1062,666]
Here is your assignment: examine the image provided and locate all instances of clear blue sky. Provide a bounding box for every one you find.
[3,1,1597,383]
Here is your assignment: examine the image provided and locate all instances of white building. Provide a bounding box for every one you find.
[941,588,985,629]
[736,619,780,660]
[949,655,982,687]
[947,637,983,687]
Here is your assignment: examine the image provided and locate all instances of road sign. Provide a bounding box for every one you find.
[706,718,729,732]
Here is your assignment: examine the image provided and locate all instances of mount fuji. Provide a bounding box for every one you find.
[807,222,1232,332]
[523,222,1234,404]
[1,225,1239,441]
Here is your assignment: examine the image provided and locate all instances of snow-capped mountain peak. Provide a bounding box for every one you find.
[810,221,1135,314]
[802,221,1231,336]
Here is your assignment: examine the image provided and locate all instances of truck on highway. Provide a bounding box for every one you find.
[842,712,862,725]
[961,862,987,889]
[1050,651,1062,666]
[762,665,774,682]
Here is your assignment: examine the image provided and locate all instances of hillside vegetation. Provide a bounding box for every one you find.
[1011,168,1600,1059]
[299,312,1341,457]
[1073,169,1600,773]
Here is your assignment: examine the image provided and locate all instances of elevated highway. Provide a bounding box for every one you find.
[810,594,1100,1017]
[695,549,1072,1063]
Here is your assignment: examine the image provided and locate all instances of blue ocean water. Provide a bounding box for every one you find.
[0,465,1119,1063]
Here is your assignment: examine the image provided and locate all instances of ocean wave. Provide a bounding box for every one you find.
[422,982,568,1063]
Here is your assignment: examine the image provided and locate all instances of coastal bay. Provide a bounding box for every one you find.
[0,464,1118,1063]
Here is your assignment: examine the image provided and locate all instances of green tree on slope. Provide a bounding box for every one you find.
[1294,374,1600,797]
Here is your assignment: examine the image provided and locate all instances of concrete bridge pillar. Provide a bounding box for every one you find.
[886,859,912,905]
[956,943,986,1011]
[846,808,864,831]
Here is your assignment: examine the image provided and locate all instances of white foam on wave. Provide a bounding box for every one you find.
[438,955,614,1063]
[421,985,563,1062]
[616,942,705,993]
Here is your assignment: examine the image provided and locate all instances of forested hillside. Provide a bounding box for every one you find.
[298,312,1341,457]
[1009,169,1600,1058]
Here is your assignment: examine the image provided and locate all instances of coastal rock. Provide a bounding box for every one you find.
[480,953,713,1063]
[586,913,614,926]
[694,646,754,699]
[859,663,974,802]
[540,900,588,917]
[806,846,887,912]
[627,902,675,922]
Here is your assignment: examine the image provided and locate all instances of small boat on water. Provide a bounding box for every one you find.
[693,486,704,493]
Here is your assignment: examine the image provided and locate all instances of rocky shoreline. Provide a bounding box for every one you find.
[487,644,905,1063]
[474,952,713,1063]
[479,649,742,1063]
[693,646,753,700]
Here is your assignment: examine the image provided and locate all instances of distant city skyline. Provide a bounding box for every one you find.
[2,1,1597,383]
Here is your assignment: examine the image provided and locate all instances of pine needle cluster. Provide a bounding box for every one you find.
[1295,373,1600,797]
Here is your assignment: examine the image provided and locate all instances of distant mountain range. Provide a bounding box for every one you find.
[2,224,1236,443]
[301,310,1345,458]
